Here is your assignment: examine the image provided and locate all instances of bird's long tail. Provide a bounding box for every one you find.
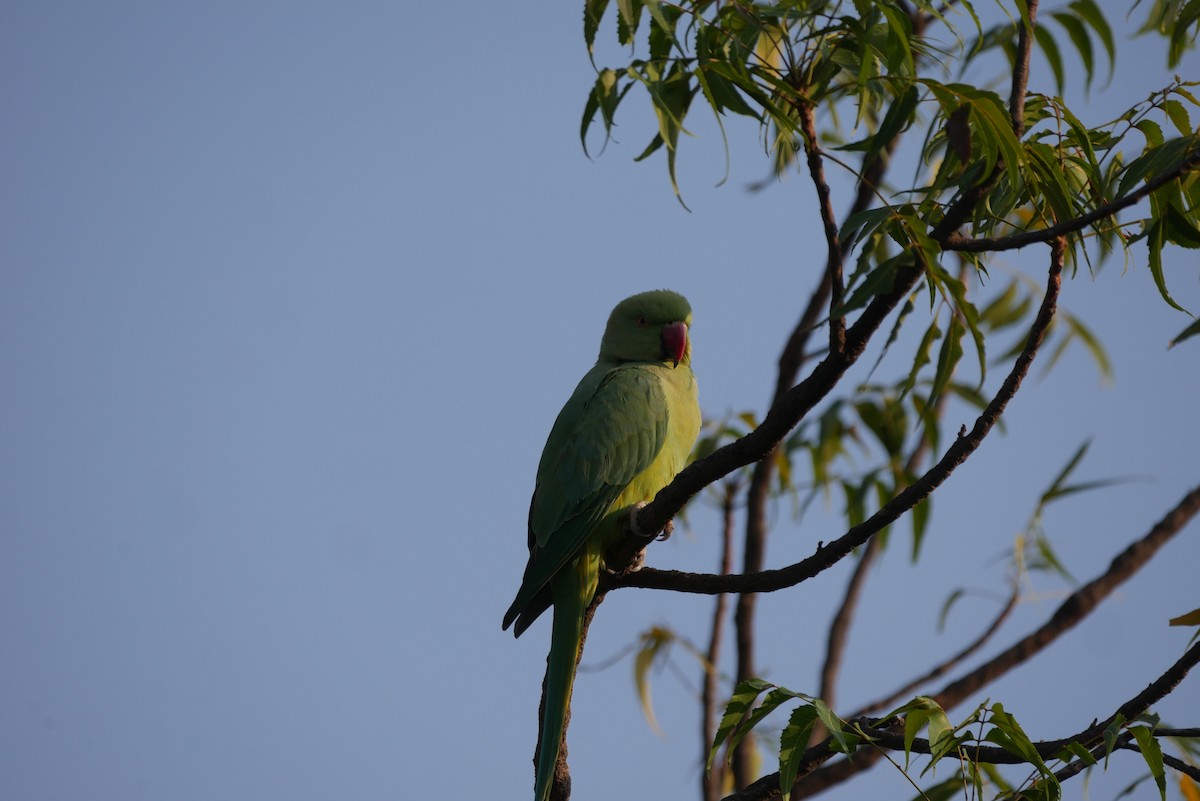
[535,554,598,801]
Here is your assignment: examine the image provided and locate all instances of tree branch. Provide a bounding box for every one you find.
[777,482,1200,798]
[797,102,846,355]
[846,583,1019,720]
[933,481,1200,710]
[703,482,738,801]
[1009,0,1039,139]
[723,640,1200,801]
[1117,741,1200,782]
[610,240,1064,596]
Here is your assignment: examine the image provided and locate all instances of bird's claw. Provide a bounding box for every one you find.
[629,502,675,541]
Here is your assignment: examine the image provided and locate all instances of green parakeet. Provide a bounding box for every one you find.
[502,289,701,801]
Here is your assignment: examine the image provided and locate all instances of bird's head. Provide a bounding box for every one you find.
[599,289,693,368]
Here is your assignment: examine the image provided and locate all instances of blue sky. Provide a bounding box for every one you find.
[2,3,1198,800]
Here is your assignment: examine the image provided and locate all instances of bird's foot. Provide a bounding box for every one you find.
[604,547,646,575]
[629,501,677,541]
[629,502,674,542]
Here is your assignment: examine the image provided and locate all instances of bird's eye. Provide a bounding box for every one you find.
[636,316,649,327]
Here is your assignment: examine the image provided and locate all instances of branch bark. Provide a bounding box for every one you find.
[610,240,1065,596]
[702,482,739,801]
[765,482,1200,799]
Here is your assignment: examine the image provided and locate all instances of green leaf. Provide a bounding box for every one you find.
[729,686,805,755]
[929,312,965,408]
[980,281,1033,332]
[709,679,774,769]
[1137,119,1166,149]
[1165,202,1200,248]
[838,254,905,315]
[813,698,857,755]
[1063,313,1114,384]
[583,0,612,57]
[1039,439,1092,505]
[1069,0,1115,78]
[1130,725,1167,801]
[1050,12,1095,91]
[1146,218,1188,312]
[581,68,631,158]
[911,496,931,561]
[628,60,697,208]
[841,85,920,168]
[1034,26,1065,95]
[938,588,965,632]
[616,0,643,45]
[779,705,819,801]
[1169,317,1200,347]
[1055,741,1098,765]
[984,703,1057,789]
[1102,714,1127,765]
[1165,99,1194,138]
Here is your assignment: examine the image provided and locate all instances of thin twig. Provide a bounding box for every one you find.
[702,482,738,801]
[797,102,845,355]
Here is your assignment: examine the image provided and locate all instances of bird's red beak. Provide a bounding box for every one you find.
[661,321,688,367]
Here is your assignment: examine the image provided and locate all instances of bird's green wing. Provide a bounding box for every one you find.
[503,364,669,632]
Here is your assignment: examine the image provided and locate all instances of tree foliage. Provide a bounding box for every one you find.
[526,2,1200,800]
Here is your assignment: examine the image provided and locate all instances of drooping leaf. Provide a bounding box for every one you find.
[1130,725,1167,801]
[1050,11,1095,91]
[1102,714,1128,765]
[633,626,674,735]
[929,312,965,409]
[938,588,966,632]
[1033,25,1065,95]
[1069,0,1115,76]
